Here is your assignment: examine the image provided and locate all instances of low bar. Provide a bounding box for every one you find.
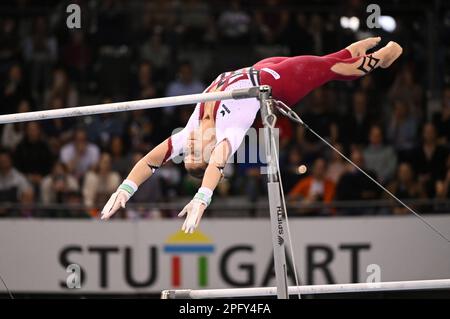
[161,279,450,299]
[0,87,261,125]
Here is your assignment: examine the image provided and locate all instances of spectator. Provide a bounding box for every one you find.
[0,149,33,217]
[282,146,305,193]
[64,191,91,219]
[388,65,423,119]
[283,13,314,56]
[386,99,418,157]
[131,61,158,100]
[385,163,427,215]
[40,162,79,204]
[62,30,91,85]
[82,153,121,207]
[217,0,251,44]
[433,167,450,214]
[411,123,449,197]
[0,17,20,65]
[165,61,205,114]
[289,158,336,215]
[432,86,450,146]
[177,0,212,45]
[140,32,171,73]
[299,88,334,158]
[254,0,289,45]
[363,125,397,184]
[123,109,155,153]
[22,16,58,101]
[1,99,30,150]
[13,122,55,193]
[335,149,380,213]
[60,129,100,179]
[326,143,346,184]
[341,91,372,147]
[41,95,75,155]
[84,97,124,149]
[109,136,131,178]
[44,67,79,108]
[1,63,32,115]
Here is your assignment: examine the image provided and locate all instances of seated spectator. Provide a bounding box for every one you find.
[432,86,450,146]
[109,136,132,178]
[1,99,31,151]
[64,191,91,219]
[13,122,55,194]
[41,160,79,207]
[177,0,212,45]
[217,0,251,44]
[123,109,155,153]
[388,65,423,120]
[411,123,449,197]
[325,143,346,184]
[82,153,121,208]
[433,167,450,214]
[385,163,427,215]
[140,32,171,74]
[298,88,333,159]
[340,91,372,147]
[22,16,57,102]
[289,158,335,215]
[60,129,100,179]
[363,125,397,184]
[281,146,305,192]
[0,149,33,217]
[335,149,380,214]
[165,61,205,114]
[41,95,75,153]
[386,99,418,158]
[1,63,32,115]
[84,97,124,149]
[62,30,91,85]
[44,67,79,108]
[131,61,158,100]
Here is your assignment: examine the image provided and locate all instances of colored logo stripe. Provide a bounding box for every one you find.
[164,245,214,253]
[198,256,208,287]
[172,256,181,287]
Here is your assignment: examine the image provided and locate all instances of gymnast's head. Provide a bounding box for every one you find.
[184,123,217,179]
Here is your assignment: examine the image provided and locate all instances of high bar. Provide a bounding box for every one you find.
[161,279,450,299]
[0,86,263,125]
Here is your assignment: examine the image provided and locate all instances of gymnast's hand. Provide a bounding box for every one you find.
[101,180,137,220]
[178,198,207,234]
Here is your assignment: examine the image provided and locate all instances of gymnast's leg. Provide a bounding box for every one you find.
[253,38,402,105]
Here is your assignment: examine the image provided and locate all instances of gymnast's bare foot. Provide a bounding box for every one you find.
[331,41,402,76]
[375,41,403,68]
[346,37,381,57]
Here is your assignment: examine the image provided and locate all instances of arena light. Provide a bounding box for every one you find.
[340,16,360,32]
[379,15,396,32]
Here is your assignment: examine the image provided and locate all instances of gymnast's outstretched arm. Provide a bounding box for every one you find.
[100,137,171,220]
[177,139,231,233]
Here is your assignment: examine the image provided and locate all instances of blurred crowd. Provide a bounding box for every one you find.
[0,0,449,218]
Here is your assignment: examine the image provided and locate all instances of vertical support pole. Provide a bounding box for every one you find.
[258,85,289,299]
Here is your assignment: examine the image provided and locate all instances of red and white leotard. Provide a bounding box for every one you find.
[164,49,365,161]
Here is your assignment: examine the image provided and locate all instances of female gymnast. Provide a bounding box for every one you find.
[101,37,402,233]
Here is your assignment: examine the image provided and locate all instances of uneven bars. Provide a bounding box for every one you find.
[0,87,261,125]
[161,279,450,299]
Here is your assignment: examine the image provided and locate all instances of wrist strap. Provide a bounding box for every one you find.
[194,187,213,207]
[118,179,138,197]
